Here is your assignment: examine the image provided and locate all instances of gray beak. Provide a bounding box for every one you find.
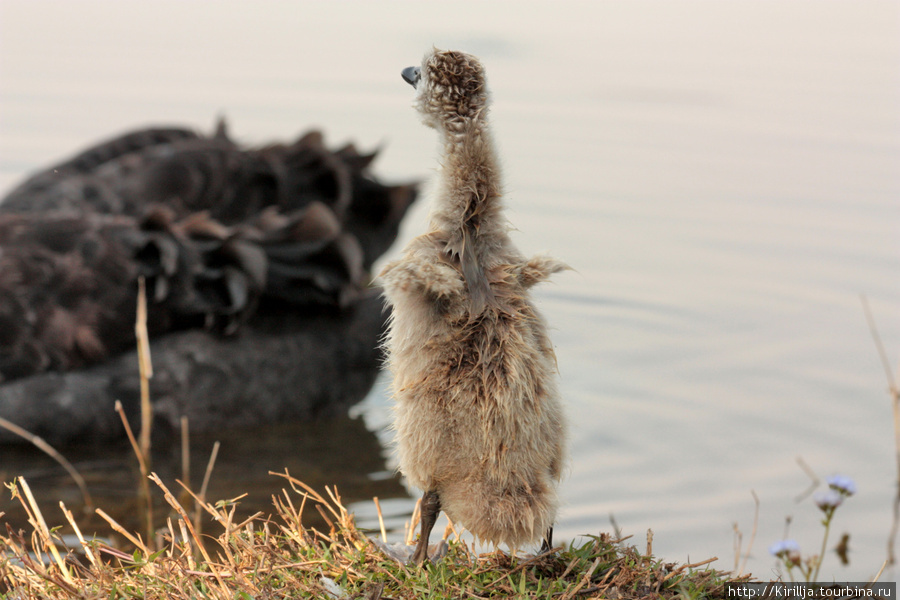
[401,66,420,88]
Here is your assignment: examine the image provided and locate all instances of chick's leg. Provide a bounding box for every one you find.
[410,490,441,565]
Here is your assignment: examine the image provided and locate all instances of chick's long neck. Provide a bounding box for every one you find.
[430,117,505,250]
[429,114,507,312]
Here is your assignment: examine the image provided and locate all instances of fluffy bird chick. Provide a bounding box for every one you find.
[380,49,568,564]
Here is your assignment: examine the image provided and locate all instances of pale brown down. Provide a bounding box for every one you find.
[380,48,568,553]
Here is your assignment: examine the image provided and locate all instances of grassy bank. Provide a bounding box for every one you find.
[0,289,752,598]
[0,471,746,599]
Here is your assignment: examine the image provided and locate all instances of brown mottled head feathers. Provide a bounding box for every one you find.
[424,49,488,121]
[412,49,490,132]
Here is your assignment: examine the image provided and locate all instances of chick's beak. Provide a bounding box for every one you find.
[401,66,420,88]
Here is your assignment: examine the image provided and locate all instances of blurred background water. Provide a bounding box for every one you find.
[1,0,898,582]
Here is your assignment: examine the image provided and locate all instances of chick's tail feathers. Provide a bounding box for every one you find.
[440,477,558,549]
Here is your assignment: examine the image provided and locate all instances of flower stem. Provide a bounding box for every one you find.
[811,511,833,582]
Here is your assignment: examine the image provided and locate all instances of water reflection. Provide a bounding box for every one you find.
[0,414,407,541]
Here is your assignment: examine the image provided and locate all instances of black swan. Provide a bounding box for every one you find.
[0,121,417,444]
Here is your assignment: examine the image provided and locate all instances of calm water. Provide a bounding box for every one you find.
[1,0,898,582]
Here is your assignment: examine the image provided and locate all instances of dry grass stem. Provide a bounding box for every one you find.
[861,295,898,392]
[134,279,156,550]
[373,496,387,543]
[179,416,191,510]
[194,440,220,536]
[148,472,229,593]
[271,470,338,517]
[15,477,74,586]
[609,512,622,539]
[59,501,99,569]
[135,277,153,449]
[793,455,820,503]
[733,490,760,576]
[861,294,900,565]
[660,557,719,584]
[95,507,148,553]
[442,517,458,542]
[407,497,422,545]
[115,399,154,548]
[0,417,94,509]
[870,558,888,584]
[561,555,601,600]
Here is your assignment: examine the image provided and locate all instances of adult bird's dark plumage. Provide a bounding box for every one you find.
[0,120,417,444]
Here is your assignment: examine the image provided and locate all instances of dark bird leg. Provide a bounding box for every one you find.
[410,489,441,565]
[540,526,554,553]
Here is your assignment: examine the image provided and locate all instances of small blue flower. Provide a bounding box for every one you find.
[768,539,800,557]
[826,475,857,497]
[814,489,844,511]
